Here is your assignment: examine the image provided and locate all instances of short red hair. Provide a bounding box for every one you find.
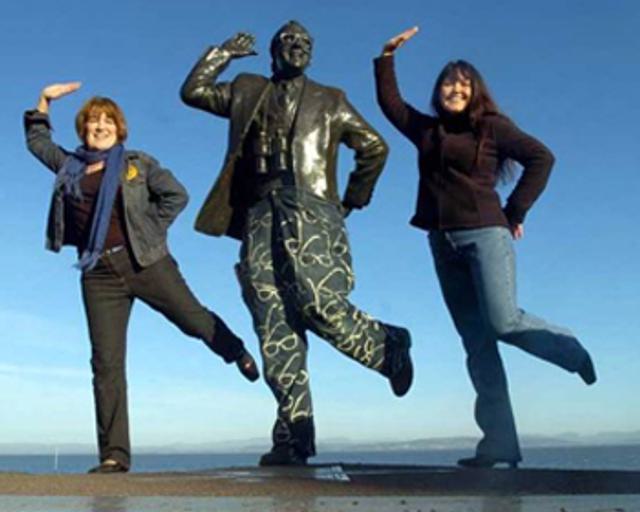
[75,96,128,143]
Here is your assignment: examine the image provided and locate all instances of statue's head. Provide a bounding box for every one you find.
[270,20,312,77]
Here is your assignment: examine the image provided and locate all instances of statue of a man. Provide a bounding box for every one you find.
[181,20,413,466]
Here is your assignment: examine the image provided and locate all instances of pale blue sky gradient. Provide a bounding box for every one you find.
[1,0,638,451]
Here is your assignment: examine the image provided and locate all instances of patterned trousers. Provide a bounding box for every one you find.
[237,187,388,456]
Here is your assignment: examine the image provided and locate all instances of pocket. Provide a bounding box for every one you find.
[310,201,345,229]
[146,203,165,232]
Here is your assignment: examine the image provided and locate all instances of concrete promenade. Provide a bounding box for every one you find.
[1,464,639,511]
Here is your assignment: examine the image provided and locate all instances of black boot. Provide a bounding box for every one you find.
[259,418,315,466]
[259,445,308,466]
[578,353,597,385]
[457,454,519,469]
[209,313,260,382]
[87,459,129,474]
[383,324,414,397]
[236,351,260,382]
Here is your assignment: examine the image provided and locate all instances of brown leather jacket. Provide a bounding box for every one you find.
[181,45,388,239]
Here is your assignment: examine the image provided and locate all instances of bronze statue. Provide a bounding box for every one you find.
[181,21,413,466]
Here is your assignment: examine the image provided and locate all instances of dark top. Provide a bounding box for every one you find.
[374,55,555,231]
[65,170,127,254]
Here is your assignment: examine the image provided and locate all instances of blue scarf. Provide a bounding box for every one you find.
[58,144,125,271]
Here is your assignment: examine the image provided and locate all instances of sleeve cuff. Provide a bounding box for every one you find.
[373,54,394,68]
[503,203,526,225]
[24,109,51,128]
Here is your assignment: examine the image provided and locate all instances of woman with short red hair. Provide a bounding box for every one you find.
[24,82,259,474]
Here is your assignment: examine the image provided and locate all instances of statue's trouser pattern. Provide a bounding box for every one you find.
[237,187,387,457]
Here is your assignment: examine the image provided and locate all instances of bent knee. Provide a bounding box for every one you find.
[485,308,524,339]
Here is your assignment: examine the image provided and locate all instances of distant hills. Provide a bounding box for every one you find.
[2,431,640,455]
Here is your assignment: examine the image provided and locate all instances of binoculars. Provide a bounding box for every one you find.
[254,128,289,174]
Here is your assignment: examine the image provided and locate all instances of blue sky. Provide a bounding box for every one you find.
[1,0,638,452]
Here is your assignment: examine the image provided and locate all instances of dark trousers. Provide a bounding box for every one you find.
[81,248,245,467]
[429,227,591,461]
[237,188,392,457]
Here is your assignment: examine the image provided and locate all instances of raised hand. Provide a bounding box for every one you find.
[37,82,82,113]
[382,26,419,56]
[221,32,258,59]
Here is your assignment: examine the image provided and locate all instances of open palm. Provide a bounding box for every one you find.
[383,26,419,55]
[41,82,82,101]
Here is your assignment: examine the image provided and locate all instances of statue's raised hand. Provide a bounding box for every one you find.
[221,32,257,59]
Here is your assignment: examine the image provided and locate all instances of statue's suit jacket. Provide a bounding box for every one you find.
[181,46,389,240]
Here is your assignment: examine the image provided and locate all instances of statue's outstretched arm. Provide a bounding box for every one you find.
[180,32,257,117]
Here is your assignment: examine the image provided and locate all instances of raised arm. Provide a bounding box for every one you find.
[374,27,434,144]
[339,94,389,213]
[24,82,81,173]
[180,32,257,117]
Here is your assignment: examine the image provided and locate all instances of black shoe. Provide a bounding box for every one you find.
[236,351,260,382]
[87,460,129,474]
[384,325,413,397]
[457,455,519,469]
[259,445,308,466]
[578,353,597,385]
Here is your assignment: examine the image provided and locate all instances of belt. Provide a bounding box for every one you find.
[254,173,296,199]
[101,245,125,257]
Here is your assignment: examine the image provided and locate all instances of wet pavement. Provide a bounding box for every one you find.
[1,495,639,512]
[1,464,639,511]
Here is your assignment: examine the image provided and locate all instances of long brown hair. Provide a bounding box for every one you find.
[430,60,513,182]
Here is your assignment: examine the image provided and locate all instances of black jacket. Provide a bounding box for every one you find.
[181,45,389,239]
[24,110,188,267]
[375,55,555,231]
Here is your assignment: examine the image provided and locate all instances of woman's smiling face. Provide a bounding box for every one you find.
[84,110,118,151]
[439,70,473,114]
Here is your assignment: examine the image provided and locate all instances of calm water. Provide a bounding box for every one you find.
[1,445,639,474]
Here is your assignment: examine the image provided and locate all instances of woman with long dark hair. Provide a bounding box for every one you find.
[374,27,596,468]
[24,82,259,473]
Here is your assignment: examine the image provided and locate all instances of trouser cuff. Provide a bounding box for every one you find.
[208,312,246,363]
[274,417,316,457]
[102,449,130,469]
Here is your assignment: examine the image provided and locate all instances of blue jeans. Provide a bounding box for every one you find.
[429,227,590,461]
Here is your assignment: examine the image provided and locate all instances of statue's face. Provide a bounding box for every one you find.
[272,23,312,75]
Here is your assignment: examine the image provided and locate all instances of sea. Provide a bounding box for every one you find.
[1,445,639,474]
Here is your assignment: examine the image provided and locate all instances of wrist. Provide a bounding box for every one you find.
[36,95,49,114]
